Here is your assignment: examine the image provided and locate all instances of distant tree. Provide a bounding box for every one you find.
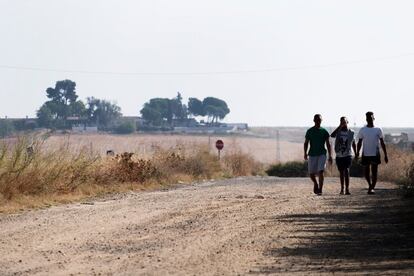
[86,97,122,130]
[187,97,229,123]
[37,79,86,128]
[140,105,163,126]
[70,100,86,117]
[44,80,85,119]
[140,93,189,127]
[140,94,229,127]
[140,98,172,126]
[188,98,205,117]
[202,97,230,123]
[36,105,54,128]
[170,92,187,120]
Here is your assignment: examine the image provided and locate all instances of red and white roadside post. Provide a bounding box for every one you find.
[216,140,224,160]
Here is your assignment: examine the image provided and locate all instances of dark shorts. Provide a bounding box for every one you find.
[361,155,381,166]
[336,156,352,170]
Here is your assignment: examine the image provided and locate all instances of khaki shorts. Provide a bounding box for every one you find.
[308,155,327,174]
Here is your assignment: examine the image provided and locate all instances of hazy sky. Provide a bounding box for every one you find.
[1,0,413,127]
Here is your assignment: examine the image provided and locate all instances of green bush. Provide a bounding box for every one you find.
[114,121,136,134]
[266,161,308,177]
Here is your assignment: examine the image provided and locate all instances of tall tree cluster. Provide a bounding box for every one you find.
[37,80,122,129]
[188,97,230,124]
[140,93,230,126]
[140,93,186,127]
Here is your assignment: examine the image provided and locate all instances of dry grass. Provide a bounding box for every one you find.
[379,147,414,182]
[0,135,261,213]
[222,148,264,177]
[379,146,414,196]
[39,133,303,164]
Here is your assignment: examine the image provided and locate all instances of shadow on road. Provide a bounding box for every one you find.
[258,188,414,274]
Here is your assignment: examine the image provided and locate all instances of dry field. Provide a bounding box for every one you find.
[43,133,303,164]
[0,133,272,212]
[2,132,412,213]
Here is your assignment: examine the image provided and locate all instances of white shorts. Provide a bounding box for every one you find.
[308,155,327,174]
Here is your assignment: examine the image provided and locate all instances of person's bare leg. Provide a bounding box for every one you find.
[310,173,319,194]
[339,170,345,194]
[371,164,378,190]
[344,168,350,194]
[318,171,324,194]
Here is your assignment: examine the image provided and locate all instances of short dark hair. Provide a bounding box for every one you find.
[314,114,322,120]
[366,111,374,117]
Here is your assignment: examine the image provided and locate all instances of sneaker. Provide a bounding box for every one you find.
[317,187,323,196]
[339,190,344,195]
[345,190,351,195]
[368,189,375,195]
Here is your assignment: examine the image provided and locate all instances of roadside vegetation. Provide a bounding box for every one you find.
[379,146,414,197]
[0,135,262,213]
[266,161,308,177]
[266,146,414,197]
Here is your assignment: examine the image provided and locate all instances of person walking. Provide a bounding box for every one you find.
[304,114,333,195]
[356,112,389,194]
[331,117,357,195]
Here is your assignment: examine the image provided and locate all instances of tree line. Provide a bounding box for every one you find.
[140,93,230,127]
[0,79,231,136]
[36,80,122,130]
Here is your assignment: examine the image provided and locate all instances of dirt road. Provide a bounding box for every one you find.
[1,177,413,275]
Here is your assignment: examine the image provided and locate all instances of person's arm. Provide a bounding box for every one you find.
[356,139,362,158]
[352,140,357,156]
[304,138,309,160]
[330,125,341,138]
[380,138,388,163]
[326,137,333,164]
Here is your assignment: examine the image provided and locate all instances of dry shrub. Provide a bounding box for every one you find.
[0,135,262,212]
[0,136,99,200]
[375,146,414,197]
[98,152,159,183]
[153,145,221,180]
[380,146,414,183]
[223,149,263,177]
[183,147,222,178]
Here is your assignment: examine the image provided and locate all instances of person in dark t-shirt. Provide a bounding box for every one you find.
[304,114,333,195]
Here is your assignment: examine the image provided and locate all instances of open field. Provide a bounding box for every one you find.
[1,132,413,213]
[1,177,413,275]
[42,133,304,164]
[0,133,267,212]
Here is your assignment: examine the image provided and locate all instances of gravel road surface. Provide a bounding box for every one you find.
[1,177,413,275]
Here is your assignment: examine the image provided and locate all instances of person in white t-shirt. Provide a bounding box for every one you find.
[356,112,389,194]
